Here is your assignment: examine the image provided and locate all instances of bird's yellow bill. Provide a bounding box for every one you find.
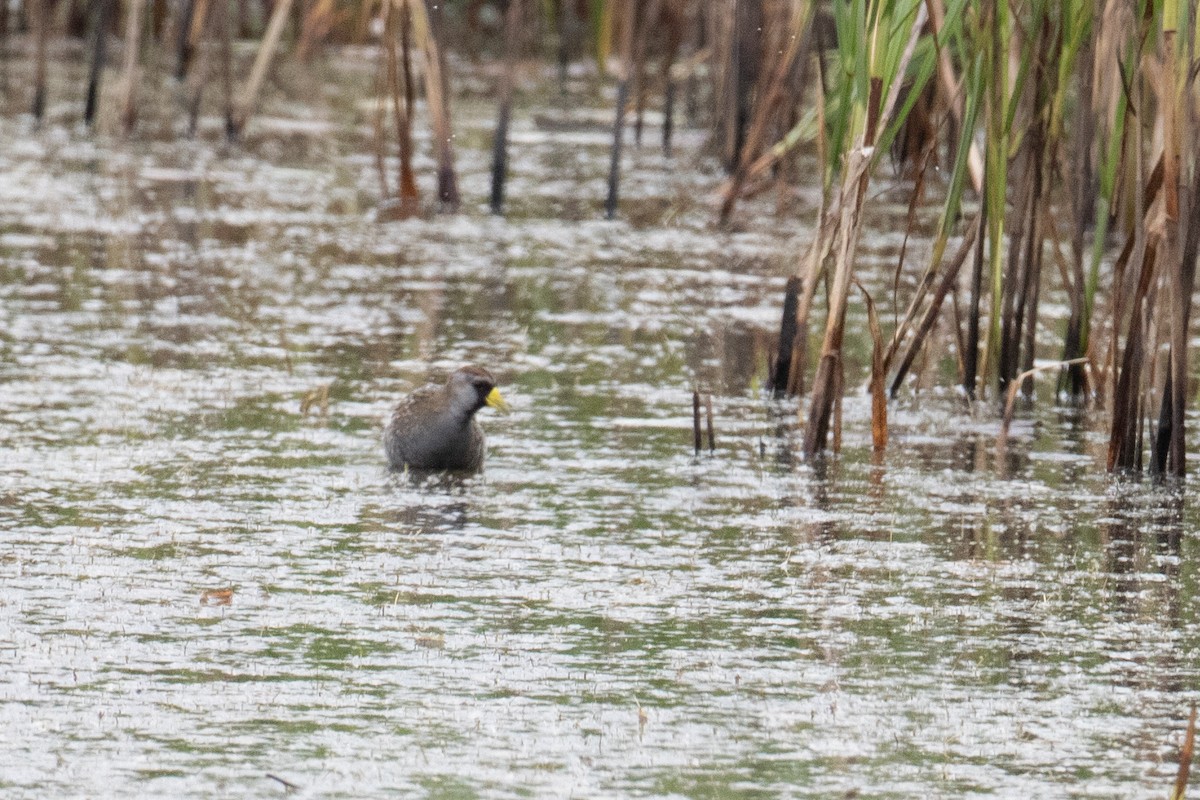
[485,387,510,411]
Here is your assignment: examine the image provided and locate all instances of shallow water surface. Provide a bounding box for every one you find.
[2,59,1200,800]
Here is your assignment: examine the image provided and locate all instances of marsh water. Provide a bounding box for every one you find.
[2,54,1200,799]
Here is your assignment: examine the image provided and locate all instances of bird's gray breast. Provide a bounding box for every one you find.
[386,412,486,471]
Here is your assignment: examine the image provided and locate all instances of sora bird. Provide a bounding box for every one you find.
[383,365,509,472]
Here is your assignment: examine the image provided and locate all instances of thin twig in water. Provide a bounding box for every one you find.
[998,358,1088,445]
[265,773,300,792]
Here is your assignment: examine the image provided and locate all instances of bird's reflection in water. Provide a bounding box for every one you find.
[761,400,801,469]
[379,467,477,533]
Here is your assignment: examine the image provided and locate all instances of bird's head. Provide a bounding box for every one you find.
[447,365,509,418]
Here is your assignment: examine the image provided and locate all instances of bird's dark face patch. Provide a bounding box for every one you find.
[469,374,494,396]
[454,366,509,412]
[446,365,507,414]
[456,366,495,400]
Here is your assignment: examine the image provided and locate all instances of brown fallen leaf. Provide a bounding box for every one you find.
[200,588,234,605]
[300,383,330,417]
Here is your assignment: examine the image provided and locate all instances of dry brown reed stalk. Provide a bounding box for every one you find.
[709,1,734,166]
[183,0,219,136]
[1171,704,1197,800]
[1071,0,1141,404]
[803,146,870,456]
[84,0,114,126]
[998,4,1094,407]
[961,0,1014,402]
[0,0,9,96]
[296,0,342,61]
[399,3,418,209]
[1107,160,1160,472]
[370,0,461,217]
[855,282,887,452]
[1059,37,1096,398]
[769,275,802,396]
[662,63,676,156]
[705,393,714,453]
[718,0,813,224]
[778,200,838,399]
[885,144,945,363]
[996,7,1071,400]
[237,0,251,39]
[594,0,614,68]
[372,30,391,200]
[1107,2,1198,478]
[802,4,928,458]
[768,14,832,399]
[381,0,420,218]
[217,0,234,137]
[630,0,662,147]
[962,180,986,398]
[1154,8,1199,477]
[174,0,196,78]
[353,0,376,44]
[927,0,982,193]
[177,0,213,80]
[712,0,763,172]
[119,0,147,133]
[779,1,943,411]
[414,0,459,209]
[658,0,688,157]
[888,215,982,396]
[30,0,49,120]
[604,0,637,220]
[555,0,569,85]
[490,0,521,214]
[229,0,297,139]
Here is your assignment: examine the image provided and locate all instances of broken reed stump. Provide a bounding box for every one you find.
[692,390,715,456]
[606,0,637,220]
[216,0,234,138]
[175,0,196,79]
[705,393,714,454]
[409,0,459,210]
[30,0,48,121]
[184,0,219,137]
[769,276,802,397]
[489,92,512,214]
[84,0,114,127]
[662,79,675,158]
[118,0,146,134]
[605,78,629,220]
[490,0,520,215]
[0,0,8,97]
[555,0,568,89]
